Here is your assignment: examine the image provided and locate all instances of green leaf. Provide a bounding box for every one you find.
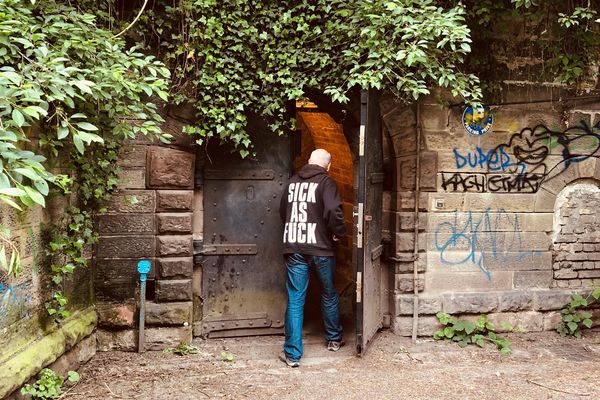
[443,327,455,338]
[567,321,579,332]
[12,109,25,127]
[13,168,41,181]
[67,371,80,382]
[582,318,592,329]
[57,126,69,139]
[23,186,45,207]
[0,187,26,196]
[74,122,98,131]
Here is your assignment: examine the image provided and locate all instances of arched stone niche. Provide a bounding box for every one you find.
[553,179,600,288]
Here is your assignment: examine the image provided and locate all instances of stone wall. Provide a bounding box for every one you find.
[0,198,96,398]
[381,86,600,336]
[95,112,197,350]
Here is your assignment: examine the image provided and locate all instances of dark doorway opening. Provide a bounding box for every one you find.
[293,104,356,339]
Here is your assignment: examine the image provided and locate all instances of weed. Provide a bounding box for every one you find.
[556,288,600,338]
[434,312,512,355]
[21,368,79,399]
[163,341,199,356]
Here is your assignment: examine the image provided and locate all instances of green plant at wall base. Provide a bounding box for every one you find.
[163,341,199,356]
[20,368,80,400]
[434,312,512,355]
[556,289,600,338]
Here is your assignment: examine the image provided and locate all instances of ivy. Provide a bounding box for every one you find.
[556,289,600,338]
[125,0,481,156]
[0,0,171,320]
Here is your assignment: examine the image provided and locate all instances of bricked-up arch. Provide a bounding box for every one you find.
[553,179,600,288]
[294,110,354,320]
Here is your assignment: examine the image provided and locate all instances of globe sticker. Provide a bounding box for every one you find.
[462,105,493,136]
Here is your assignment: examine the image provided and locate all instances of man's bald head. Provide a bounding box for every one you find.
[308,149,332,170]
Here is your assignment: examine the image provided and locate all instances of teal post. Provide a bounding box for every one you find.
[137,260,151,353]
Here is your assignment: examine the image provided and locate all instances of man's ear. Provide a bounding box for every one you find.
[326,163,331,172]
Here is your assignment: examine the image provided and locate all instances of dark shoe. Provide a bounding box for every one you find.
[327,340,344,352]
[279,352,300,367]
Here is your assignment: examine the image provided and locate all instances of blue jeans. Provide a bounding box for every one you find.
[283,253,343,361]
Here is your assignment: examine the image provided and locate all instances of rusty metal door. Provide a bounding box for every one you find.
[355,89,384,354]
[197,124,292,338]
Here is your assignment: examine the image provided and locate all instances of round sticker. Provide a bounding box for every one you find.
[462,105,493,136]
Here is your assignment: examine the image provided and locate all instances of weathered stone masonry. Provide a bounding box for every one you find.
[380,87,600,336]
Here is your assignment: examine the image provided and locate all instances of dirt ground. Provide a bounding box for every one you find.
[62,329,600,400]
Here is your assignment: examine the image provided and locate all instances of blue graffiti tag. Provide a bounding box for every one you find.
[434,209,538,280]
[0,282,31,317]
[453,147,525,173]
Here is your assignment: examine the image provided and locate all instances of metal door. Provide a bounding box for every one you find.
[197,122,292,338]
[355,89,384,354]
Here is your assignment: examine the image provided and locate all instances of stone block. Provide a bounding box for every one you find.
[498,291,534,312]
[442,292,499,314]
[96,213,155,235]
[533,290,572,311]
[383,105,416,133]
[94,258,156,282]
[514,271,552,288]
[420,104,449,131]
[427,271,513,291]
[395,211,427,231]
[394,232,426,253]
[158,257,193,279]
[146,301,192,326]
[543,311,562,331]
[118,168,146,189]
[147,147,195,189]
[395,273,425,293]
[157,213,193,234]
[155,279,192,302]
[428,193,465,212]
[97,329,137,352]
[464,193,536,212]
[420,151,438,191]
[393,256,427,274]
[540,163,580,195]
[145,327,192,351]
[96,302,136,328]
[534,188,557,212]
[108,190,156,213]
[118,145,147,167]
[96,236,155,259]
[488,311,543,332]
[47,333,97,378]
[394,294,442,316]
[392,316,441,337]
[576,157,597,179]
[157,190,194,211]
[391,130,417,156]
[157,235,193,257]
[395,191,429,211]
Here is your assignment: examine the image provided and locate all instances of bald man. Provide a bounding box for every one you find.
[278,148,346,367]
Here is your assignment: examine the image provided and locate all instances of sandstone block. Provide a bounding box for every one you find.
[427,271,513,291]
[514,271,552,288]
[578,269,600,278]
[157,190,194,211]
[157,236,193,257]
[394,294,442,316]
[158,257,193,279]
[96,236,155,259]
[145,327,192,351]
[157,213,193,234]
[94,258,155,282]
[395,273,425,293]
[96,213,155,235]
[97,329,137,352]
[543,311,563,331]
[442,292,499,314]
[155,279,192,302]
[118,169,146,189]
[118,145,147,167]
[383,105,416,133]
[96,302,136,328]
[147,147,195,189]
[534,188,557,212]
[533,290,572,311]
[146,301,192,326]
[498,291,534,312]
[488,311,543,332]
[554,269,578,279]
[392,316,441,337]
[107,190,156,213]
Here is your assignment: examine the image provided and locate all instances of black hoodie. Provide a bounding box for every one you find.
[279,164,346,256]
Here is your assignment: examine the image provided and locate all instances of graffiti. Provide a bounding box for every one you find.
[487,173,543,193]
[434,209,539,280]
[453,147,524,172]
[0,282,30,317]
[443,121,600,194]
[441,172,486,192]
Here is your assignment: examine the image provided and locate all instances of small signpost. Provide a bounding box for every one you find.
[137,260,151,353]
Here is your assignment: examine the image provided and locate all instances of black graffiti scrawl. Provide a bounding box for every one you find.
[441,120,600,193]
